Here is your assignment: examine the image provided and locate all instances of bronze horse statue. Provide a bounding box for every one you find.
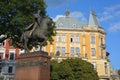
[20,12,52,53]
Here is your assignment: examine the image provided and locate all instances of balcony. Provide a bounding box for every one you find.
[51,53,87,59]
[101,44,106,49]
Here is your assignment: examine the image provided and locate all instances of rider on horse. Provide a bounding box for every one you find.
[25,10,43,36]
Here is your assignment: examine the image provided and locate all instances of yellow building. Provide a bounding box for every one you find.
[44,11,111,80]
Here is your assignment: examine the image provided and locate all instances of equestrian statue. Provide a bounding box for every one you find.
[20,10,53,53]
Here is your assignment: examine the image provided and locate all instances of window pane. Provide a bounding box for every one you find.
[91,36,95,44]
[101,38,103,44]
[0,67,2,73]
[62,47,65,54]
[0,42,4,46]
[76,36,80,42]
[92,62,96,70]
[61,35,66,42]
[56,47,60,52]
[105,63,108,74]
[76,47,80,55]
[9,53,14,60]
[70,35,74,42]
[70,47,74,54]
[0,53,3,59]
[91,48,96,56]
[8,66,13,73]
[56,35,61,42]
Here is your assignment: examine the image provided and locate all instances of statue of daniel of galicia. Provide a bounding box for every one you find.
[20,10,53,53]
[25,10,42,36]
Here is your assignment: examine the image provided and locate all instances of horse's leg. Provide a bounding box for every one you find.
[24,37,29,53]
[40,45,42,51]
[39,38,47,51]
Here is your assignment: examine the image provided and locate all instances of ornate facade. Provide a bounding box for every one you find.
[44,11,111,80]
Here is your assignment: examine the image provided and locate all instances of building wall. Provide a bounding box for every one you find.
[0,39,21,80]
[0,39,20,60]
[44,26,110,79]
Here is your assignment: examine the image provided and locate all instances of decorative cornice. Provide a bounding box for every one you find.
[16,60,50,68]
[16,51,50,59]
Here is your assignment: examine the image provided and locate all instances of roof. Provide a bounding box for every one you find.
[55,17,87,30]
[88,11,99,27]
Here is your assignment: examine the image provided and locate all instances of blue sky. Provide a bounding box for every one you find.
[45,0,120,69]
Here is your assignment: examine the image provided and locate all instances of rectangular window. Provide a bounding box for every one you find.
[8,66,13,73]
[92,62,96,70]
[101,38,103,44]
[91,36,95,44]
[0,53,3,59]
[0,42,4,46]
[76,47,80,55]
[70,47,74,54]
[56,47,60,52]
[91,48,96,57]
[0,67,2,73]
[105,63,108,74]
[56,35,61,42]
[76,36,80,42]
[61,47,65,54]
[61,35,66,42]
[9,53,15,60]
[70,35,74,42]
[56,47,60,56]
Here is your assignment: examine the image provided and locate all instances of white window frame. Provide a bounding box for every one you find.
[61,47,65,54]
[9,49,15,60]
[70,47,74,54]
[91,36,95,44]
[56,35,61,42]
[56,47,60,52]
[75,47,80,55]
[92,62,97,70]
[76,36,80,42]
[0,48,5,59]
[61,35,66,42]
[91,48,96,57]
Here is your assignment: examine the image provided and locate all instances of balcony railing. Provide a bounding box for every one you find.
[101,44,106,49]
[51,54,87,59]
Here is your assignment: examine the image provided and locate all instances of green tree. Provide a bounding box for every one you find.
[0,0,56,49]
[50,60,73,80]
[50,58,99,80]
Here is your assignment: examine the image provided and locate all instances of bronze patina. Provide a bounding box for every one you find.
[20,10,52,53]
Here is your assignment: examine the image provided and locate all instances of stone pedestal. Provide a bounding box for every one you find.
[14,51,51,80]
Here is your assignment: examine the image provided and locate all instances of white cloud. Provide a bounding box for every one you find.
[99,15,113,22]
[53,15,65,21]
[104,4,120,12]
[99,4,120,33]
[53,11,87,22]
[99,4,120,22]
[45,0,67,8]
[108,22,120,32]
[69,11,87,22]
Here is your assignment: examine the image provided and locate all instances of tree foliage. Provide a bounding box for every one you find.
[50,58,99,80]
[118,69,120,76]
[0,0,56,49]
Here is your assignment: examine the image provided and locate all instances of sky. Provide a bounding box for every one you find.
[45,0,120,70]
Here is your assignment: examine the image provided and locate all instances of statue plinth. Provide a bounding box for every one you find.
[14,51,51,80]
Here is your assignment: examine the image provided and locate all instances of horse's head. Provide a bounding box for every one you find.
[45,17,53,27]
